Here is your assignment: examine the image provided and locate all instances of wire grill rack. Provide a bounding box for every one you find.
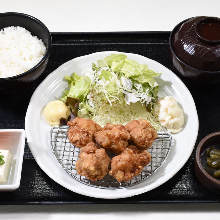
[51,126,172,188]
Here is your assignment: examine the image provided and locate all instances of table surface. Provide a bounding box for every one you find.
[1,0,220,219]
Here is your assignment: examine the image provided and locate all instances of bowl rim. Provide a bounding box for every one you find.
[195,131,220,185]
[0,12,51,81]
[195,17,220,44]
[169,16,220,74]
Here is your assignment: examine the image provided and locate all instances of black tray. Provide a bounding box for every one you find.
[0,32,220,205]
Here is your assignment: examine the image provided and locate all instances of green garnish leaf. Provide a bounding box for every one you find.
[99,70,112,81]
[77,102,93,118]
[66,97,79,116]
[61,73,91,102]
[104,54,127,67]
[0,153,5,166]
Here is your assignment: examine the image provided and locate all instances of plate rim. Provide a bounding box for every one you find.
[25,51,199,199]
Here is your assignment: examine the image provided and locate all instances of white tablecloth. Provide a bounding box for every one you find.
[1,0,220,219]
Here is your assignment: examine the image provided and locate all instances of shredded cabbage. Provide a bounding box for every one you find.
[85,88,162,129]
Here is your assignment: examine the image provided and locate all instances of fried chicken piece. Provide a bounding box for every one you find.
[125,119,157,149]
[67,117,102,147]
[109,145,151,182]
[94,123,130,154]
[76,142,110,181]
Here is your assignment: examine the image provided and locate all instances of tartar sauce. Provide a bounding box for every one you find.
[158,96,184,133]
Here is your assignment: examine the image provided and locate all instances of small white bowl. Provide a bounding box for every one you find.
[0,129,25,191]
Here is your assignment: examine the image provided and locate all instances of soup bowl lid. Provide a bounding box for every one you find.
[171,16,220,71]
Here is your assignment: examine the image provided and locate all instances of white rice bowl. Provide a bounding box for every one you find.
[0,26,46,78]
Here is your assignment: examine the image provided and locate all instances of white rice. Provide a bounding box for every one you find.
[0,26,46,78]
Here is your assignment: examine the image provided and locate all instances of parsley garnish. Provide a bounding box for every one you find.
[0,153,5,165]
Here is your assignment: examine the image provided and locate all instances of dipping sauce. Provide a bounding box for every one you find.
[201,145,220,179]
[197,21,220,41]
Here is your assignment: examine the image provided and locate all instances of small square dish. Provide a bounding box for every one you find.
[0,129,25,191]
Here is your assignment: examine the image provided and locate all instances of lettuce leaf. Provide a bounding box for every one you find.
[94,54,160,105]
[61,73,91,102]
[77,102,93,118]
[132,65,160,87]
[100,54,160,85]
[104,54,127,67]
[99,70,112,81]
[120,59,142,78]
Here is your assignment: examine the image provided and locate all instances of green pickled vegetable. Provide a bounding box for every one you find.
[207,157,213,167]
[213,170,220,178]
[207,158,220,169]
[206,147,215,155]
[211,149,220,155]
[210,149,220,159]
[210,153,220,160]
[205,146,220,179]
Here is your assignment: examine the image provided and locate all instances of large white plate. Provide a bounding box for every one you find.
[25,51,199,199]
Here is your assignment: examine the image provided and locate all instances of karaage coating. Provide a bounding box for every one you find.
[125,119,157,149]
[94,123,130,154]
[76,142,110,181]
[68,117,102,147]
[109,145,151,182]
